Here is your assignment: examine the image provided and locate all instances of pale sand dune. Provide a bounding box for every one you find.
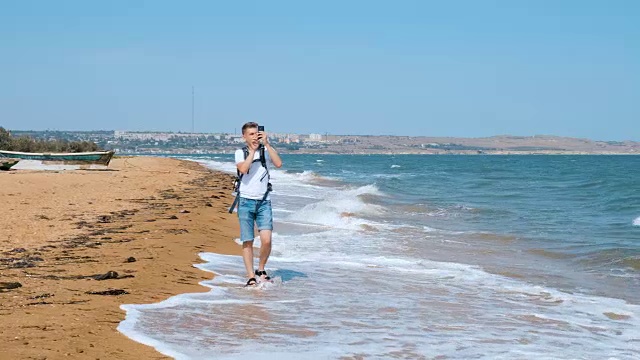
[0,157,241,359]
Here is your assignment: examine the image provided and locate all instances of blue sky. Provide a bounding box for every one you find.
[1,1,638,140]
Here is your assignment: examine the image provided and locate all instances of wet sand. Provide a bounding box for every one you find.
[0,156,240,359]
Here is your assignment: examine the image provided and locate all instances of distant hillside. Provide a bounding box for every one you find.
[2,129,638,154]
[308,134,640,154]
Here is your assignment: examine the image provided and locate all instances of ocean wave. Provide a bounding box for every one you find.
[527,248,576,260]
[426,207,464,218]
[197,158,237,173]
[195,157,328,184]
[622,256,640,271]
[396,203,479,218]
[273,169,322,182]
[286,184,386,230]
[575,247,640,276]
[634,216,640,226]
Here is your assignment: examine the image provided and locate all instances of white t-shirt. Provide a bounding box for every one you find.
[235,148,271,200]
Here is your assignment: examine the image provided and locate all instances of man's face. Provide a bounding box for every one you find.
[243,127,259,147]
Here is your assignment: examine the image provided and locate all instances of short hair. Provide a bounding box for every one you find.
[242,122,259,134]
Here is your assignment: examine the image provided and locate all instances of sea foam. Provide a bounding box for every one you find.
[287,185,385,230]
[119,252,640,360]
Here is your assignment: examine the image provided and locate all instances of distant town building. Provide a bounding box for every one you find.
[308,133,322,141]
[114,131,224,141]
[228,135,244,143]
[115,131,173,141]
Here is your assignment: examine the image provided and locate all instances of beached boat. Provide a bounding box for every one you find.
[0,150,115,166]
[0,160,20,170]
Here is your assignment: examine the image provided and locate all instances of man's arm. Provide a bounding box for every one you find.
[260,131,282,168]
[236,147,256,174]
[265,144,282,168]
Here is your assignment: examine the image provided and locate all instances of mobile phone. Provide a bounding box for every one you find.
[258,125,265,132]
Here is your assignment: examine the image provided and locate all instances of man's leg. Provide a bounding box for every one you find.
[242,240,255,279]
[238,198,257,283]
[255,200,274,280]
[257,230,272,276]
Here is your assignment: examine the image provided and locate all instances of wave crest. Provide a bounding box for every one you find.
[288,185,384,229]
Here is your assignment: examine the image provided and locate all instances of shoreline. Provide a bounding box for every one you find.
[0,156,240,359]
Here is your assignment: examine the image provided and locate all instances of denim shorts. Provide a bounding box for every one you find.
[237,198,273,242]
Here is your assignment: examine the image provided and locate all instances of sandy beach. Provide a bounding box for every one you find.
[0,156,239,359]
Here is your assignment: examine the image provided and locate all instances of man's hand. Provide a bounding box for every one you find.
[259,131,270,146]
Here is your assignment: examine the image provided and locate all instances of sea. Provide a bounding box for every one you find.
[118,154,640,359]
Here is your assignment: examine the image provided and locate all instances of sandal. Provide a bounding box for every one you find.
[245,277,257,287]
[255,270,271,281]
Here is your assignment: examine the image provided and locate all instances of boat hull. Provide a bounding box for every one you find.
[0,150,115,166]
[0,160,20,170]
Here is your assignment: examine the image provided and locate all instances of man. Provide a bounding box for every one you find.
[234,122,282,286]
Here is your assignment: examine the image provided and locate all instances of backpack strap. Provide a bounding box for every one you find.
[228,147,249,213]
[254,182,272,214]
[259,145,267,169]
[254,145,272,213]
[228,193,241,213]
[258,145,270,182]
